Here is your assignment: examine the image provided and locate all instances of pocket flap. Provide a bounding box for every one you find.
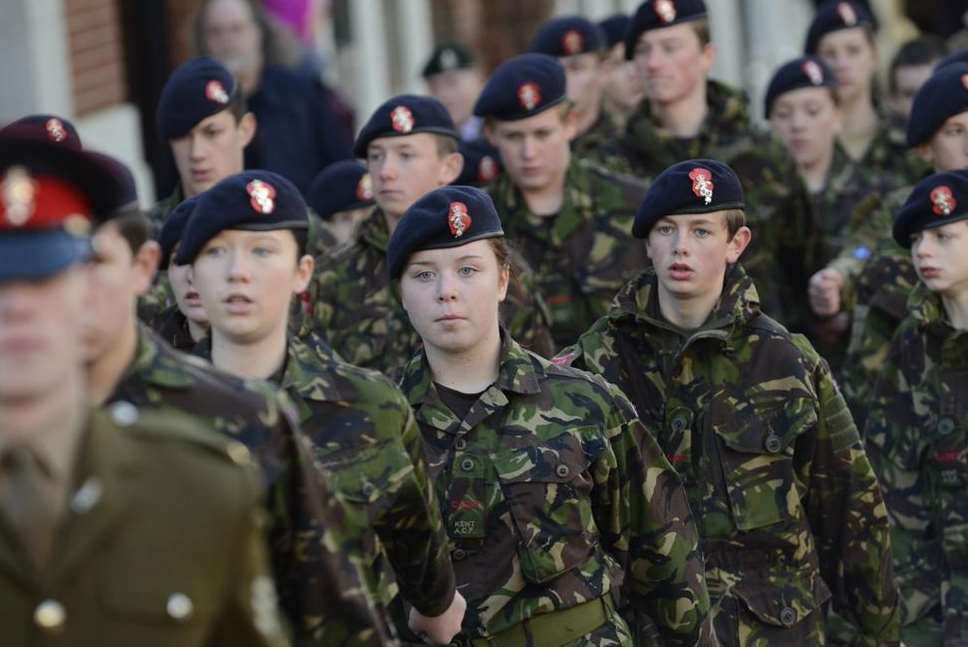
[716,399,817,455]
[732,569,831,628]
[495,429,591,484]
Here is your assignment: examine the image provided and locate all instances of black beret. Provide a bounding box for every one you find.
[624,0,708,61]
[633,159,745,238]
[907,63,968,147]
[353,95,458,158]
[764,56,836,117]
[157,57,238,141]
[804,1,875,55]
[387,185,504,279]
[175,170,308,265]
[937,49,968,72]
[305,160,374,221]
[893,170,968,247]
[159,196,200,269]
[473,54,567,121]
[528,15,606,57]
[422,43,475,79]
[599,14,631,50]
[0,114,82,150]
[455,139,503,187]
[0,134,128,281]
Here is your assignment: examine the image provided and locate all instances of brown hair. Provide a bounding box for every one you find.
[691,18,712,48]
[434,134,459,156]
[191,0,302,70]
[113,212,153,256]
[724,209,747,240]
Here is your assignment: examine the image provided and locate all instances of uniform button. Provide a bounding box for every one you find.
[555,464,571,478]
[361,482,376,497]
[227,442,251,466]
[764,433,782,454]
[166,592,194,622]
[70,478,103,514]
[671,416,689,434]
[452,549,467,561]
[779,606,796,627]
[34,599,66,631]
[110,401,139,427]
[460,458,475,472]
[938,418,955,436]
[941,469,959,486]
[454,438,467,451]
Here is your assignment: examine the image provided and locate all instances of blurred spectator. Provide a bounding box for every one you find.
[422,44,486,142]
[192,0,353,191]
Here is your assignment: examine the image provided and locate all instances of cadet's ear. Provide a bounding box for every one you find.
[726,226,752,263]
[440,151,464,185]
[916,142,934,165]
[483,122,497,147]
[294,254,314,294]
[238,112,257,147]
[133,240,161,296]
[700,42,716,76]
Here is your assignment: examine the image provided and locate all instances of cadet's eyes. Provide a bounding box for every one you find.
[694,228,711,238]
[252,246,273,257]
[458,266,477,277]
[413,270,435,281]
[204,126,223,138]
[203,246,225,257]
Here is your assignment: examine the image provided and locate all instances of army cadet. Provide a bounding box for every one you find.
[153,56,255,228]
[388,184,711,646]
[599,0,807,322]
[421,43,486,143]
[305,95,554,378]
[555,159,900,646]
[150,196,209,351]
[176,170,466,644]
[765,55,903,369]
[810,63,968,426]
[886,36,947,122]
[305,160,374,247]
[865,170,968,647]
[805,0,928,183]
[0,113,83,150]
[598,13,646,129]
[0,133,288,646]
[527,15,620,158]
[475,53,649,347]
[75,157,389,645]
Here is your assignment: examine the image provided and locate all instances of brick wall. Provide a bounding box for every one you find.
[65,0,126,116]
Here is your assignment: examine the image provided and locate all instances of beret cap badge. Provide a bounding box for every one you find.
[247,179,276,214]
[448,201,472,238]
[356,174,373,201]
[931,186,956,216]
[654,0,677,24]
[479,156,499,183]
[837,2,858,26]
[205,79,230,105]
[689,167,714,205]
[802,60,824,85]
[2,167,36,227]
[562,30,584,55]
[45,118,66,143]
[517,82,542,111]
[391,105,415,134]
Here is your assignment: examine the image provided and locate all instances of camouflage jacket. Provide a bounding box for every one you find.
[571,108,621,162]
[596,79,810,323]
[856,114,930,188]
[147,304,201,352]
[304,207,555,379]
[269,335,455,623]
[864,283,968,645]
[108,327,389,646]
[487,156,649,347]
[398,334,711,646]
[556,265,900,647]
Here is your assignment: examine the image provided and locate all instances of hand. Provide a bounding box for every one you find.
[808,268,845,317]
[409,590,466,645]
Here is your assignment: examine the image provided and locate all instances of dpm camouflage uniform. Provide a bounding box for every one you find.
[107,327,389,646]
[195,334,457,639]
[571,109,621,162]
[487,156,649,347]
[303,207,555,379]
[857,114,930,188]
[593,79,811,324]
[791,144,906,371]
[865,283,968,647]
[399,333,712,647]
[555,265,900,647]
[147,304,200,352]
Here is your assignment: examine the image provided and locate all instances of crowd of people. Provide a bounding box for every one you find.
[1,0,967,645]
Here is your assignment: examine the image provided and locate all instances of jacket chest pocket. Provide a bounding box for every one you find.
[712,400,816,532]
[494,430,596,583]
